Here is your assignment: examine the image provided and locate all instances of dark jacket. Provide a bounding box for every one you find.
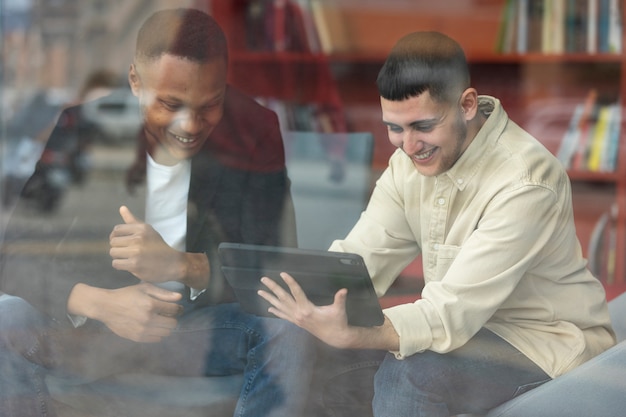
[0,85,297,325]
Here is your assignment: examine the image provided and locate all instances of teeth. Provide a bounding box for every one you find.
[414,148,435,160]
[174,134,194,144]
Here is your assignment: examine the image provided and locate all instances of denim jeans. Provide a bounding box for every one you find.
[372,328,551,417]
[306,342,386,417]
[0,293,315,417]
[305,328,551,417]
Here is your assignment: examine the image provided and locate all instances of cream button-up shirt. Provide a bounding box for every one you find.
[330,96,615,378]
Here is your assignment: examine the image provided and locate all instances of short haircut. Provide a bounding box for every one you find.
[376,31,470,104]
[135,8,228,64]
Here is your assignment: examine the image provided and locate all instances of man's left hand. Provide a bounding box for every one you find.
[258,272,359,349]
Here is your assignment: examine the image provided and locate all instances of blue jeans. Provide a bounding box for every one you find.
[0,293,315,417]
[372,328,551,416]
[306,328,550,417]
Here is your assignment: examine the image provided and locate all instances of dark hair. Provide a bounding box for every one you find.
[376,31,470,104]
[135,8,228,64]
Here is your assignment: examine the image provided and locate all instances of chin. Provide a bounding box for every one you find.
[413,162,440,177]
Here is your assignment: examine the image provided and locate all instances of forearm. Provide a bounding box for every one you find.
[340,316,400,351]
[67,283,111,321]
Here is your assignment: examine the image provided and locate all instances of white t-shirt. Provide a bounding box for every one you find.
[145,154,195,295]
[145,154,190,251]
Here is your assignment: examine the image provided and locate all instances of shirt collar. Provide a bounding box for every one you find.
[442,96,507,191]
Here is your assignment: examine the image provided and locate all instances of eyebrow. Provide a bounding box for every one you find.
[409,119,440,129]
[161,90,225,108]
[383,117,441,129]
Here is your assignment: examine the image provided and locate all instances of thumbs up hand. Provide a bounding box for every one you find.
[109,205,183,283]
[119,205,140,224]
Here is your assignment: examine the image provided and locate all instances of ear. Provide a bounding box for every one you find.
[128,64,141,97]
[459,88,478,120]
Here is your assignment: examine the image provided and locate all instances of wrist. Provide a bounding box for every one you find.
[67,283,106,321]
[342,316,400,351]
[179,252,210,290]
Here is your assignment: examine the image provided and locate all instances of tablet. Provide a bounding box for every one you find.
[218,243,385,327]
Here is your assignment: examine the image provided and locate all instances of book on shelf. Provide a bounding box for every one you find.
[528,0,545,52]
[556,91,621,173]
[242,0,321,53]
[586,103,610,171]
[601,102,622,172]
[293,0,321,53]
[543,0,566,53]
[496,0,623,54]
[565,0,588,53]
[608,0,623,52]
[587,0,598,52]
[596,0,623,53]
[310,0,351,54]
[556,101,585,166]
[557,89,596,169]
[497,0,518,54]
[517,0,529,53]
[570,97,598,171]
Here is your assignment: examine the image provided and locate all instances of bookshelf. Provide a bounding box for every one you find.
[204,0,348,132]
[202,0,626,289]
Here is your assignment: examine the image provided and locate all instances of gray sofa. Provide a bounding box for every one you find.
[481,290,626,417]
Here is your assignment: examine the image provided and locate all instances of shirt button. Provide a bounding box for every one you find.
[457,178,464,185]
[437,198,445,205]
[433,243,440,250]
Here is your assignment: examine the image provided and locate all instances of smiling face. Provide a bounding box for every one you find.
[129,54,227,165]
[381,90,472,177]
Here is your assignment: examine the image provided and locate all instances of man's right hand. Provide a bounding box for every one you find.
[68,282,183,343]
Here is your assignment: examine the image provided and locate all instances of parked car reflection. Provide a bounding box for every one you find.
[80,87,141,146]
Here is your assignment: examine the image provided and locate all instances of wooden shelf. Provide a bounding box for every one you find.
[568,171,626,183]
[325,51,624,64]
[230,51,329,63]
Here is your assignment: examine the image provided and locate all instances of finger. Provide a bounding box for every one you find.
[143,284,183,303]
[109,246,133,260]
[156,300,184,317]
[279,272,308,302]
[110,222,138,240]
[267,306,291,321]
[120,205,140,224]
[256,288,293,320]
[333,288,348,310]
[111,258,133,272]
[156,303,183,318]
[257,288,280,308]
[260,276,291,301]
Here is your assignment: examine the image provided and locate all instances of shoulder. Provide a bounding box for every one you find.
[475,97,567,191]
[498,120,567,189]
[203,86,285,172]
[223,86,278,123]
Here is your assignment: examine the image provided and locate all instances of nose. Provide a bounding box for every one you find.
[177,109,203,136]
[400,131,423,155]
